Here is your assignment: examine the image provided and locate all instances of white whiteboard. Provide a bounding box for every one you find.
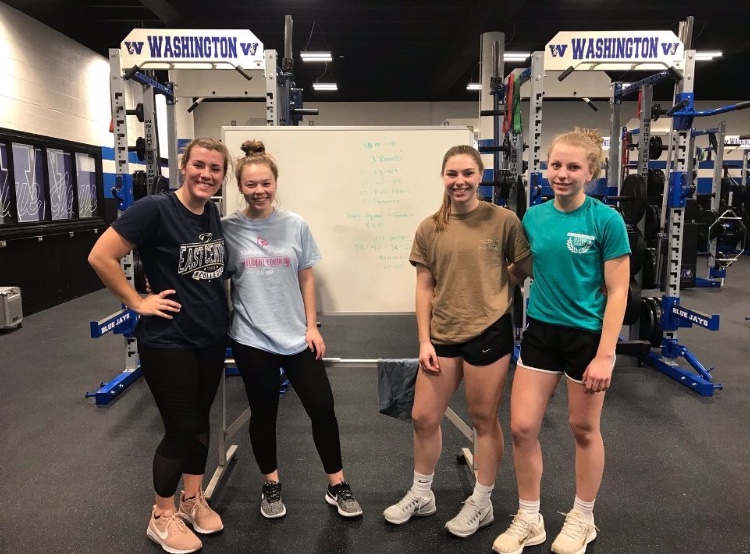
[221,126,474,313]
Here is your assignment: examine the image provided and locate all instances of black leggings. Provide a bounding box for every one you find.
[232,342,343,476]
[139,338,226,498]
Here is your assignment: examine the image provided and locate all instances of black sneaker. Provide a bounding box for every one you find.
[261,481,286,519]
[325,480,363,517]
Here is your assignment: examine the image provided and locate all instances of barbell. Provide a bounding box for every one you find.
[625,134,669,160]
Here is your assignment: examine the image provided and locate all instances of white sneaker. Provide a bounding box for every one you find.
[444,496,494,538]
[551,510,597,554]
[383,489,436,524]
[492,512,546,554]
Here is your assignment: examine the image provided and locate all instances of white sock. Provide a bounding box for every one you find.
[518,498,541,521]
[470,481,494,508]
[573,496,595,520]
[412,471,433,498]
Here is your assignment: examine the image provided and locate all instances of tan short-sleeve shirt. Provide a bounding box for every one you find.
[410,201,530,344]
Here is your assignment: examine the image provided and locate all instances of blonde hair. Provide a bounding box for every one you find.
[548,127,604,180]
[235,140,279,184]
[431,145,485,232]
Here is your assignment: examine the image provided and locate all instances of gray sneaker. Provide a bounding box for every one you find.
[444,496,494,538]
[383,489,437,524]
[261,481,286,519]
[325,481,363,517]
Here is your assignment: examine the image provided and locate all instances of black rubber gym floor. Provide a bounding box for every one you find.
[2,257,749,554]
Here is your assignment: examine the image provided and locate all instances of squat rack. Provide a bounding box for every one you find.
[505,21,744,396]
[87,20,317,406]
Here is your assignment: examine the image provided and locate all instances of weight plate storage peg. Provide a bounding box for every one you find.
[619,174,648,224]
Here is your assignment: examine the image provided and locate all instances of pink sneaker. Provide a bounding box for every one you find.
[178,489,223,534]
[147,507,202,554]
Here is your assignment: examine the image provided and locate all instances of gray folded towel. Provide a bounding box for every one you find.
[377,358,419,422]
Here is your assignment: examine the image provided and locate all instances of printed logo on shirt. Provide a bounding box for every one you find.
[177,236,225,280]
[566,232,595,254]
[241,256,291,268]
[480,237,502,251]
[257,235,269,247]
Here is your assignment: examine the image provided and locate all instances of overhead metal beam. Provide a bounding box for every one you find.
[430,0,526,98]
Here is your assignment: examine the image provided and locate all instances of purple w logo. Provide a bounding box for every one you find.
[240,43,258,56]
[548,44,568,58]
[660,42,679,56]
[124,42,144,55]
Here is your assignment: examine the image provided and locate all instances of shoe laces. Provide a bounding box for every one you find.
[556,511,597,540]
[160,510,189,535]
[194,491,214,516]
[395,490,422,510]
[454,498,485,524]
[263,481,282,503]
[504,513,536,539]
[331,481,355,502]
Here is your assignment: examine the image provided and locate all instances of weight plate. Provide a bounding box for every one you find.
[623,278,641,326]
[638,297,656,342]
[641,248,657,289]
[628,228,646,275]
[648,297,663,348]
[620,174,647,224]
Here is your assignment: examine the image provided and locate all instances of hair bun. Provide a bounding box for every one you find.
[241,140,265,156]
[579,127,604,146]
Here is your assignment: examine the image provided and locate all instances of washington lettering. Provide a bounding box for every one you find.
[567,37,679,61]
[143,35,258,59]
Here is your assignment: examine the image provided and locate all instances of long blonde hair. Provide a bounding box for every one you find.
[431,145,484,232]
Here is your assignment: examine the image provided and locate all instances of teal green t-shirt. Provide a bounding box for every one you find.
[523,196,630,332]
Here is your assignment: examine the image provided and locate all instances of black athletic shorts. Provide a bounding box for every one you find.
[517,317,607,382]
[432,313,514,366]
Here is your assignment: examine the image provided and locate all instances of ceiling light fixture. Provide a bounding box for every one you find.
[301,51,332,62]
[694,50,722,61]
[504,52,530,62]
[466,83,482,91]
[313,82,338,91]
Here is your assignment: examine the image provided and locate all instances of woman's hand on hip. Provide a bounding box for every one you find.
[134,290,181,319]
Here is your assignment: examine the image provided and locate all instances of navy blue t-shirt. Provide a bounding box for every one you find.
[111,192,229,348]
